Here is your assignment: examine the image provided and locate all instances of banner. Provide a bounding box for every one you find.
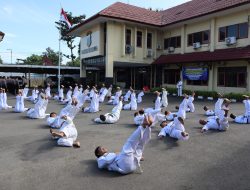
[182,67,208,80]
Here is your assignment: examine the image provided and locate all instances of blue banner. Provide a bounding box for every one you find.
[182,67,208,80]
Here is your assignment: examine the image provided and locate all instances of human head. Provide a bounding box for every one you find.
[100,115,106,121]
[50,112,57,118]
[164,110,170,116]
[175,106,179,110]
[160,121,168,128]
[94,146,108,158]
[178,117,184,125]
[243,95,249,100]
[203,106,208,111]
[230,113,236,119]
[138,109,144,115]
[199,119,207,125]
[134,112,139,117]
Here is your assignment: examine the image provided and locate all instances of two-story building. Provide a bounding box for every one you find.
[69,0,250,93]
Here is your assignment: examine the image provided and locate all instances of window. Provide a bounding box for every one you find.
[147,33,152,49]
[164,36,181,49]
[219,22,249,41]
[117,70,127,82]
[217,67,246,87]
[126,29,131,45]
[187,80,208,86]
[164,69,180,84]
[187,30,210,46]
[136,31,142,47]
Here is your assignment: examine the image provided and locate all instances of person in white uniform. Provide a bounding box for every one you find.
[134,109,145,126]
[50,115,80,148]
[151,110,177,127]
[94,98,123,124]
[79,84,83,94]
[176,94,189,119]
[144,91,162,116]
[94,115,152,174]
[123,87,132,102]
[83,90,99,113]
[59,98,80,120]
[28,86,39,102]
[58,85,64,102]
[200,106,230,133]
[176,79,183,97]
[137,89,145,104]
[1,88,12,109]
[45,84,51,98]
[63,86,73,104]
[203,106,215,116]
[123,90,137,110]
[230,95,250,124]
[161,88,168,107]
[186,92,195,112]
[14,90,28,112]
[23,85,29,99]
[158,117,189,140]
[27,93,48,119]
[99,84,108,103]
[73,84,79,98]
[107,87,122,105]
[106,85,113,100]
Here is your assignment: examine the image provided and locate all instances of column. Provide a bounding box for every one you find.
[105,21,114,86]
[144,28,148,58]
[210,18,216,52]
[134,26,137,57]
[181,25,186,54]
[80,60,87,86]
[121,23,125,57]
[208,64,214,91]
[247,63,250,91]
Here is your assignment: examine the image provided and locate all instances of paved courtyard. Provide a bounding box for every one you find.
[0,93,250,190]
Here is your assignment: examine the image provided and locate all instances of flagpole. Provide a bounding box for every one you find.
[58,30,61,93]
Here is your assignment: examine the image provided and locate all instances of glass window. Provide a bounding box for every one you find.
[218,72,225,86]
[176,36,181,47]
[193,32,202,43]
[164,38,169,49]
[170,37,176,48]
[164,69,180,84]
[136,31,142,47]
[239,23,248,39]
[147,33,152,49]
[227,24,238,38]
[238,72,246,87]
[187,80,208,86]
[219,27,226,41]
[126,29,131,45]
[203,30,209,43]
[188,34,193,46]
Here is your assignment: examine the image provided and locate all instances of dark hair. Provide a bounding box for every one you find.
[100,115,106,121]
[138,109,144,115]
[175,106,179,110]
[160,121,167,127]
[50,112,57,117]
[203,106,208,111]
[94,146,101,158]
[134,112,139,117]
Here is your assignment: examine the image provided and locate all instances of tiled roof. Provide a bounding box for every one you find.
[152,46,250,64]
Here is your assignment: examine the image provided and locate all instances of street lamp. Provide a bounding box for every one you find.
[6,49,12,64]
[0,31,5,42]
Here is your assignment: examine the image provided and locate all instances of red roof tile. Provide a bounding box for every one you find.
[152,46,250,65]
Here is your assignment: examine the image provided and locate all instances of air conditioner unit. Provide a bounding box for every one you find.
[147,49,153,57]
[156,44,162,50]
[225,37,236,46]
[193,42,201,49]
[125,45,133,54]
[168,47,175,53]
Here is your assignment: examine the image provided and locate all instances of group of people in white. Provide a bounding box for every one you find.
[0,81,249,175]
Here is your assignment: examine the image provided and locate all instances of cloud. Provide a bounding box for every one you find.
[2,5,13,15]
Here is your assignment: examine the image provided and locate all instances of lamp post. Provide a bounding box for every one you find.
[0,31,5,42]
[6,49,12,64]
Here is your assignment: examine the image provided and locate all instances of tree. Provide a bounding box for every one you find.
[55,11,85,65]
[24,54,43,65]
[66,56,80,67]
[42,47,61,65]
[0,56,3,64]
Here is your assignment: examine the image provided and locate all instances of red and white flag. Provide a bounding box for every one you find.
[60,8,72,29]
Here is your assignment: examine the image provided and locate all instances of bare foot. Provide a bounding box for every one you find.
[50,128,54,134]
[140,157,145,161]
[73,141,80,148]
[201,129,207,133]
[181,132,189,137]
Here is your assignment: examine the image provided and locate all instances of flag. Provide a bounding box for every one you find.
[60,8,72,29]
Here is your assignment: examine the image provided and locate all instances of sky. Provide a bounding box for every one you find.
[0,0,190,64]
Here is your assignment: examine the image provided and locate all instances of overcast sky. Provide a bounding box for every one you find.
[0,0,190,64]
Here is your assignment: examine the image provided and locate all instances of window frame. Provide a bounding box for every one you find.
[136,31,142,48]
[147,33,153,49]
[125,29,132,46]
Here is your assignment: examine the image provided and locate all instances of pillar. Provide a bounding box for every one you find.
[210,18,216,52]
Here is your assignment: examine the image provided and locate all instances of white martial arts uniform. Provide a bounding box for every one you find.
[214,98,224,116]
[84,93,99,113]
[63,89,73,104]
[158,117,189,140]
[28,89,39,102]
[177,81,183,96]
[123,90,132,102]
[94,101,123,124]
[0,92,4,110]
[27,96,48,119]
[14,94,28,112]
[59,88,64,101]
[99,88,108,103]
[106,86,112,97]
[73,86,79,98]
[233,99,250,124]
[123,92,137,110]
[45,86,51,98]
[205,109,215,116]
[177,98,188,119]
[47,116,61,129]
[161,90,168,107]
[145,96,162,116]
[152,112,177,126]
[134,114,145,126]
[23,87,29,98]
[57,117,78,147]
[187,96,195,112]
[108,90,122,105]
[202,114,229,131]
[137,91,144,104]
[97,125,151,174]
[2,92,12,109]
[59,104,80,120]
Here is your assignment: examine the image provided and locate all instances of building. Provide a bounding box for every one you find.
[69,0,250,93]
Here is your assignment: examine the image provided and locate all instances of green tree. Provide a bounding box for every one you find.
[24,54,43,65]
[0,56,3,64]
[42,47,61,65]
[66,56,80,67]
[55,11,85,65]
